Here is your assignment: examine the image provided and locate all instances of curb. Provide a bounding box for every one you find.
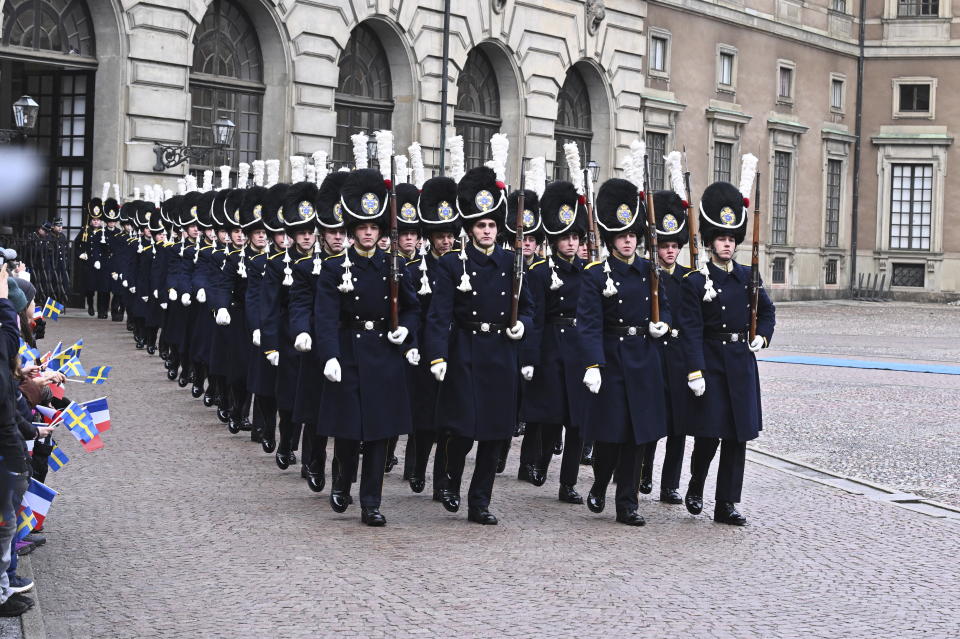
[747,445,960,522]
[18,556,45,639]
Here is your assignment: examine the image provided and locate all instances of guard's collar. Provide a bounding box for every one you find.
[472,241,495,256]
[710,257,734,273]
[354,245,376,258]
[611,251,635,265]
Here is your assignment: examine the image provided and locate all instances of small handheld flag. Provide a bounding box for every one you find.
[18,339,39,367]
[48,445,70,471]
[15,506,36,542]
[61,357,87,378]
[81,397,111,432]
[61,402,99,443]
[23,479,57,527]
[32,305,42,320]
[42,297,64,320]
[84,365,111,385]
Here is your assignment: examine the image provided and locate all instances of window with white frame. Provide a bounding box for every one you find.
[890,164,932,250]
[778,63,794,102]
[772,151,791,245]
[650,35,668,74]
[717,46,737,92]
[898,0,939,17]
[830,76,845,111]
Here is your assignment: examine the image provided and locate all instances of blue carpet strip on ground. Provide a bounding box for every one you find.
[758,355,960,375]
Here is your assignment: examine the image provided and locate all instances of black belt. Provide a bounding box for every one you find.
[458,321,508,333]
[704,330,747,343]
[340,320,387,331]
[547,316,576,326]
[604,325,647,337]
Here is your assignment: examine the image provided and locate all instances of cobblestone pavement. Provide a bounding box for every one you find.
[30,314,960,638]
[756,300,960,507]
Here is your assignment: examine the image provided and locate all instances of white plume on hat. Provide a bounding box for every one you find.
[621,155,638,189]
[237,162,250,189]
[153,183,162,207]
[313,150,328,185]
[446,135,465,183]
[219,165,231,190]
[185,174,198,192]
[101,182,110,201]
[629,139,646,190]
[351,132,369,169]
[409,142,426,188]
[134,187,141,201]
[201,170,213,192]
[564,142,584,194]
[665,151,687,202]
[739,153,759,203]
[265,159,280,187]
[177,178,187,196]
[305,164,316,184]
[164,188,173,202]
[525,157,546,198]
[251,160,265,187]
[374,130,394,181]
[488,133,509,183]
[290,155,306,183]
[113,183,121,202]
[394,155,409,184]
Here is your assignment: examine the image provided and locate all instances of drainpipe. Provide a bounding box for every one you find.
[438,0,451,175]
[849,0,866,292]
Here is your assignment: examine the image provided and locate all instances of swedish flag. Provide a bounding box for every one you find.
[61,402,99,443]
[84,365,111,385]
[18,339,39,367]
[42,297,64,320]
[15,506,36,541]
[47,445,70,472]
[61,357,87,378]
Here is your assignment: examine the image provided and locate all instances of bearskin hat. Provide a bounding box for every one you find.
[340,168,388,230]
[316,171,350,229]
[595,177,645,243]
[418,176,460,236]
[281,181,319,233]
[699,181,747,245]
[456,166,506,227]
[653,190,688,248]
[540,180,588,239]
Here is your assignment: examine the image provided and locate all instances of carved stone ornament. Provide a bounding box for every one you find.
[492,0,507,15]
[586,0,606,36]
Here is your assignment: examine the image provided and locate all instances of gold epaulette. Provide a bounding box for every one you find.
[406,258,422,266]
[294,255,313,264]
[683,269,700,279]
[268,251,286,260]
[228,248,242,256]
[199,245,214,252]
[528,259,546,270]
[324,252,345,261]
[585,260,602,270]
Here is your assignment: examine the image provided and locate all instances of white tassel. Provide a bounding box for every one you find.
[305,165,316,184]
[313,151,328,185]
[290,156,306,183]
[665,151,687,201]
[185,174,198,192]
[265,160,280,187]
[446,136,465,183]
[546,245,563,291]
[739,153,759,202]
[282,250,293,286]
[700,264,718,302]
[237,162,250,189]
[489,133,509,183]
[629,139,646,190]
[456,229,472,292]
[194,236,200,263]
[311,244,322,275]
[219,165,231,190]
[338,251,355,292]
[238,252,247,279]
[100,182,110,201]
[177,178,187,196]
[525,157,547,198]
[351,132,369,170]
[408,142,426,188]
[202,170,214,192]
[113,183,121,201]
[394,155,409,184]
[602,259,618,297]
[564,142,584,194]
[374,130,394,181]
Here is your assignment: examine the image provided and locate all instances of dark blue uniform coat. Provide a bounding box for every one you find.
[313,247,419,441]
[424,243,534,441]
[659,264,694,437]
[244,250,275,397]
[260,248,300,411]
[576,256,671,446]
[677,261,776,442]
[288,250,322,424]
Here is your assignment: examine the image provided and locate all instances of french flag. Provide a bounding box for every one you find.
[81,397,110,432]
[22,479,56,527]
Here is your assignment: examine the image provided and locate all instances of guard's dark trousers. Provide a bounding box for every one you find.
[592,442,642,513]
[444,436,500,509]
[688,437,746,503]
[333,438,388,509]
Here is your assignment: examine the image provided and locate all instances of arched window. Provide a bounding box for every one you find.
[455,48,501,168]
[1,0,95,56]
[188,0,263,170]
[1,0,96,239]
[333,24,393,166]
[554,66,592,182]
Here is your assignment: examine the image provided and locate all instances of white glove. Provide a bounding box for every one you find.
[181,293,191,306]
[141,296,148,302]
[431,361,447,382]
[79,253,88,261]
[196,288,206,303]
[111,272,118,281]
[129,286,136,293]
[294,332,312,352]
[649,321,669,338]
[215,308,231,326]
[688,377,706,397]
[748,335,765,353]
[670,329,679,339]
[121,278,127,287]
[405,348,420,366]
[387,326,409,345]
[160,302,168,310]
[168,288,177,301]
[521,365,534,381]
[94,260,101,269]
[323,358,342,383]
[153,289,159,299]
[266,351,279,367]
[505,322,525,340]
[252,329,261,346]
[583,368,601,394]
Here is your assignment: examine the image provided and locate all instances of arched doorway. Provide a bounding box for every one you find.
[188,0,264,173]
[454,47,501,169]
[333,23,393,167]
[1,0,97,236]
[554,66,592,182]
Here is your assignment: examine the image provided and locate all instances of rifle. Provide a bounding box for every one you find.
[749,171,761,342]
[642,155,660,324]
[583,168,600,262]
[683,170,698,271]
[510,164,526,327]
[388,156,400,331]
